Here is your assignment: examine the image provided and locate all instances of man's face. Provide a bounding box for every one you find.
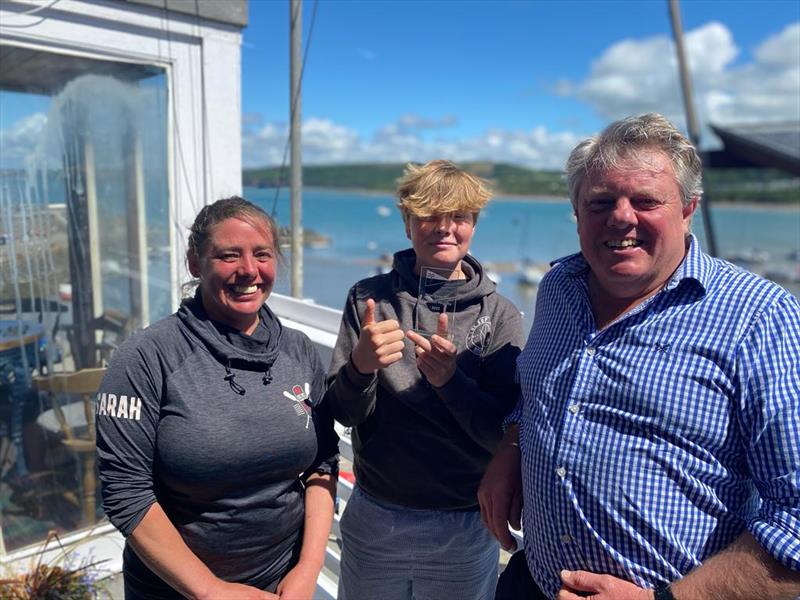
[575,150,697,302]
[405,211,476,275]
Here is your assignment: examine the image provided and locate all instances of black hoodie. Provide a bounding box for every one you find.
[327,249,523,510]
[96,295,339,595]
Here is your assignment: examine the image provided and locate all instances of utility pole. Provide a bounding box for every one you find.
[289,0,303,296]
[669,0,718,256]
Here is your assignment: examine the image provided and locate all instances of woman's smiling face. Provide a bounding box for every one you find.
[189,216,277,335]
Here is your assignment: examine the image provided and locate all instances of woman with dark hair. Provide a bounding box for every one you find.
[96,197,339,599]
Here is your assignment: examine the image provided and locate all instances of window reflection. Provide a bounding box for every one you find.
[0,46,168,553]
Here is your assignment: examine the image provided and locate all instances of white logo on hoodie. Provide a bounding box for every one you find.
[282,383,311,428]
[466,316,493,356]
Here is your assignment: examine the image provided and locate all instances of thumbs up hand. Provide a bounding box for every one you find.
[405,312,457,388]
[351,299,406,375]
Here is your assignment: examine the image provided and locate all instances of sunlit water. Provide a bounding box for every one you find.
[247,186,800,334]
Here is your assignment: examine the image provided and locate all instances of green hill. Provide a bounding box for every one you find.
[242,163,799,203]
[242,162,567,197]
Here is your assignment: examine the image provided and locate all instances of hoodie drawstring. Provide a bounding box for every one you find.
[262,368,273,386]
[224,360,246,396]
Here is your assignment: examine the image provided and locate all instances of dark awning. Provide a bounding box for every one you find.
[707,122,800,176]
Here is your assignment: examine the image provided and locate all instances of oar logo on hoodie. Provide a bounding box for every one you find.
[283,383,311,428]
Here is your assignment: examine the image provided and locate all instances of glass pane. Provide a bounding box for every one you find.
[0,47,169,553]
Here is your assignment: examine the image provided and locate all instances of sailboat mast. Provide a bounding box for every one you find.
[668,0,718,256]
[290,0,303,297]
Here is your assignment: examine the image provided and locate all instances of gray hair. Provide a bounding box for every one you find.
[566,113,703,208]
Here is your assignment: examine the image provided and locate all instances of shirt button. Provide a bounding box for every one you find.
[556,466,567,478]
[561,534,572,544]
[568,403,580,415]
[586,346,596,356]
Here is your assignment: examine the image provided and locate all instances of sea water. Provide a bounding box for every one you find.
[246,186,800,333]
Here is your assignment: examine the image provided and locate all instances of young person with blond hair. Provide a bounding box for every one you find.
[327,160,523,600]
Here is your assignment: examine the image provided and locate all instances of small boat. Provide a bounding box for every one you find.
[764,264,800,284]
[517,261,548,287]
[726,247,770,266]
[376,205,392,217]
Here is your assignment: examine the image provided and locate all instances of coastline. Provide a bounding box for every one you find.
[248,185,799,210]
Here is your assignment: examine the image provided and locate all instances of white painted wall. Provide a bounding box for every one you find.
[0,0,244,312]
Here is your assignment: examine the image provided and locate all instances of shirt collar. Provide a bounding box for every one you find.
[665,234,710,293]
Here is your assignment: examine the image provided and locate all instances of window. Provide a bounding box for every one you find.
[0,45,169,552]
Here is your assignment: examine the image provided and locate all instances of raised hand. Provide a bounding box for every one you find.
[351,298,406,374]
[406,312,457,388]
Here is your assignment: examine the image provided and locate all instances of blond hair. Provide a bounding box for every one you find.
[396,160,491,224]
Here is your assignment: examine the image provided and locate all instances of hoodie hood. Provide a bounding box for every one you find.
[177,294,282,393]
[392,248,495,309]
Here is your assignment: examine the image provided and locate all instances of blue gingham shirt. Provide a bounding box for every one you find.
[510,236,800,598]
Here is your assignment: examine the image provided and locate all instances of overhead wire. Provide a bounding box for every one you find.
[0,0,60,27]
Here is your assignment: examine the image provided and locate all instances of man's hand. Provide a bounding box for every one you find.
[406,313,457,387]
[477,425,522,552]
[558,570,653,600]
[351,298,405,374]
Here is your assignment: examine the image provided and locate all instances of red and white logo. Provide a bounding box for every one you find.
[283,382,311,428]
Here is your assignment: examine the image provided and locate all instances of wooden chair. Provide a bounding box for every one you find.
[32,368,106,526]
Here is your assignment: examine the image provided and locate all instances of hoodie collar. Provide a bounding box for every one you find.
[177,292,282,370]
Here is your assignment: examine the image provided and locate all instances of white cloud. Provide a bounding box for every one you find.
[242,113,582,169]
[242,22,799,169]
[0,112,48,170]
[756,22,800,67]
[561,21,800,141]
[716,22,800,123]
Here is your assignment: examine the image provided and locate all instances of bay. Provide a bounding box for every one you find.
[245,186,800,334]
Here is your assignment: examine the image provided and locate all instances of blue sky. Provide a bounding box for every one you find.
[241,0,800,168]
[1,1,798,172]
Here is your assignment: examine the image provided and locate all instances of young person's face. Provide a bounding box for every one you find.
[189,217,277,335]
[405,211,476,275]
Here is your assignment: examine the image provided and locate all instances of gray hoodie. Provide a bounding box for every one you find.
[96,295,339,596]
[327,249,522,510]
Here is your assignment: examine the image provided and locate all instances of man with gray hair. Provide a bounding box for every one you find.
[479,113,800,600]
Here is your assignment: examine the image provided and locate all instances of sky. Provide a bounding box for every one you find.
[240,0,800,169]
[0,0,798,173]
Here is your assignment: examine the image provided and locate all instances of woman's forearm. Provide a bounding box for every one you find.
[128,502,219,599]
[275,472,338,599]
[128,502,273,600]
[298,471,337,571]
